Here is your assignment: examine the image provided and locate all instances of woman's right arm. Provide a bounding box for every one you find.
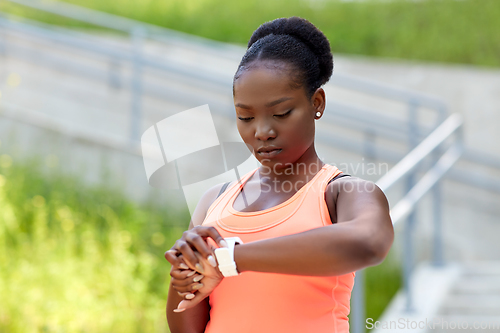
[166,281,210,333]
[166,182,230,333]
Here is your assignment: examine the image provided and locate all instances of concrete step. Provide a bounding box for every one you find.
[436,261,500,329]
[452,276,500,294]
[461,261,500,276]
[440,295,500,316]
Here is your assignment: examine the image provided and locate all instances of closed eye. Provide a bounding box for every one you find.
[238,116,253,122]
[274,109,292,118]
[238,109,292,121]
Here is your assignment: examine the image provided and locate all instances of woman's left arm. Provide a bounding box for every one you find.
[235,178,394,276]
[175,178,394,277]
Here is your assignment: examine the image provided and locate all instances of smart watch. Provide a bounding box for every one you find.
[214,237,243,277]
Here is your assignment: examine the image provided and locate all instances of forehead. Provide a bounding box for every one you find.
[234,61,305,105]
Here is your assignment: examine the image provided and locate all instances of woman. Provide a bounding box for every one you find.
[164,16,394,333]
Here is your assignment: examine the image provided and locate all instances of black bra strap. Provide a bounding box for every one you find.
[216,181,231,199]
[327,173,351,185]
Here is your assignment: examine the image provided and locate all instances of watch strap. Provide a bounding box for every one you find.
[214,237,243,277]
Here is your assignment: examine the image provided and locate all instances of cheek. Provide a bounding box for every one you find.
[286,117,313,139]
[236,122,252,140]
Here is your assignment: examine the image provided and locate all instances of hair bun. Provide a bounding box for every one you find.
[247,16,333,85]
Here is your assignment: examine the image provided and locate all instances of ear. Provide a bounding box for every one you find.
[311,88,326,113]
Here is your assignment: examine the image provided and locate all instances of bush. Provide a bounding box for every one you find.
[0,154,186,332]
[1,0,499,67]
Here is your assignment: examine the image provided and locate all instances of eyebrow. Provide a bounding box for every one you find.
[235,97,293,109]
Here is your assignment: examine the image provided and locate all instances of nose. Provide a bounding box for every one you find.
[254,119,276,142]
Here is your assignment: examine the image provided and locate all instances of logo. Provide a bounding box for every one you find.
[141,104,261,217]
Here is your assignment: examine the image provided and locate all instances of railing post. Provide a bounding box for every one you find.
[432,102,444,267]
[431,175,444,267]
[403,100,419,313]
[408,100,419,148]
[432,122,463,267]
[130,26,145,142]
[363,129,376,162]
[403,211,416,313]
[351,268,365,333]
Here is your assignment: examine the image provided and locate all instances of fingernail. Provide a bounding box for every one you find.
[220,240,228,248]
[174,299,189,312]
[173,308,186,313]
[179,263,189,270]
[195,263,205,274]
[185,293,195,300]
[207,255,217,267]
[193,275,204,282]
[186,270,196,277]
[192,283,203,290]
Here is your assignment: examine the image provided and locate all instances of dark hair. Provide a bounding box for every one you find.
[233,16,333,101]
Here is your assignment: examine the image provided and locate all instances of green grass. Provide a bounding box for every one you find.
[0,153,187,332]
[0,152,400,332]
[0,0,499,67]
[364,250,401,323]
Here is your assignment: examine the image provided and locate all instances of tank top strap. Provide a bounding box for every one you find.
[205,167,259,218]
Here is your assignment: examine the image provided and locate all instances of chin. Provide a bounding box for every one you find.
[256,156,286,170]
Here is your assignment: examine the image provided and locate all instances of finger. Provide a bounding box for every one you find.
[191,226,227,249]
[180,234,210,273]
[173,292,208,313]
[176,256,193,271]
[170,274,204,288]
[169,254,192,271]
[178,262,190,270]
[164,249,180,265]
[172,240,199,273]
[165,250,192,271]
[207,244,218,267]
[170,268,198,280]
[177,291,196,300]
[192,251,218,272]
[172,281,204,294]
[183,227,223,268]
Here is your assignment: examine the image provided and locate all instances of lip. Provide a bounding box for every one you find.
[257,147,282,158]
[257,146,282,153]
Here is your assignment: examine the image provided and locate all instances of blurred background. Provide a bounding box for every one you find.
[0,0,499,332]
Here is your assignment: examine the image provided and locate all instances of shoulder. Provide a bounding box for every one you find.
[326,175,379,195]
[325,176,388,224]
[189,181,236,229]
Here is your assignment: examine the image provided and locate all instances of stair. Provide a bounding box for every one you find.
[433,261,500,333]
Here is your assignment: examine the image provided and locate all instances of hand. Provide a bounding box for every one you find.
[167,226,227,275]
[165,249,204,300]
[168,251,224,312]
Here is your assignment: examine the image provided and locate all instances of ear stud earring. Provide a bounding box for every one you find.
[315,112,321,118]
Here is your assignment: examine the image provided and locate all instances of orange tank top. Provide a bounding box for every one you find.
[201,163,356,333]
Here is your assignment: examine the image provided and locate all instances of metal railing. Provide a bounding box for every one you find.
[0,10,463,173]
[350,113,464,333]
[0,0,447,147]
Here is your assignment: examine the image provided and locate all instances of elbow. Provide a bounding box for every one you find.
[364,225,394,267]
[367,245,389,266]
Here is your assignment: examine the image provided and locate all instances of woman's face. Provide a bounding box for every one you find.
[233,61,324,171]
